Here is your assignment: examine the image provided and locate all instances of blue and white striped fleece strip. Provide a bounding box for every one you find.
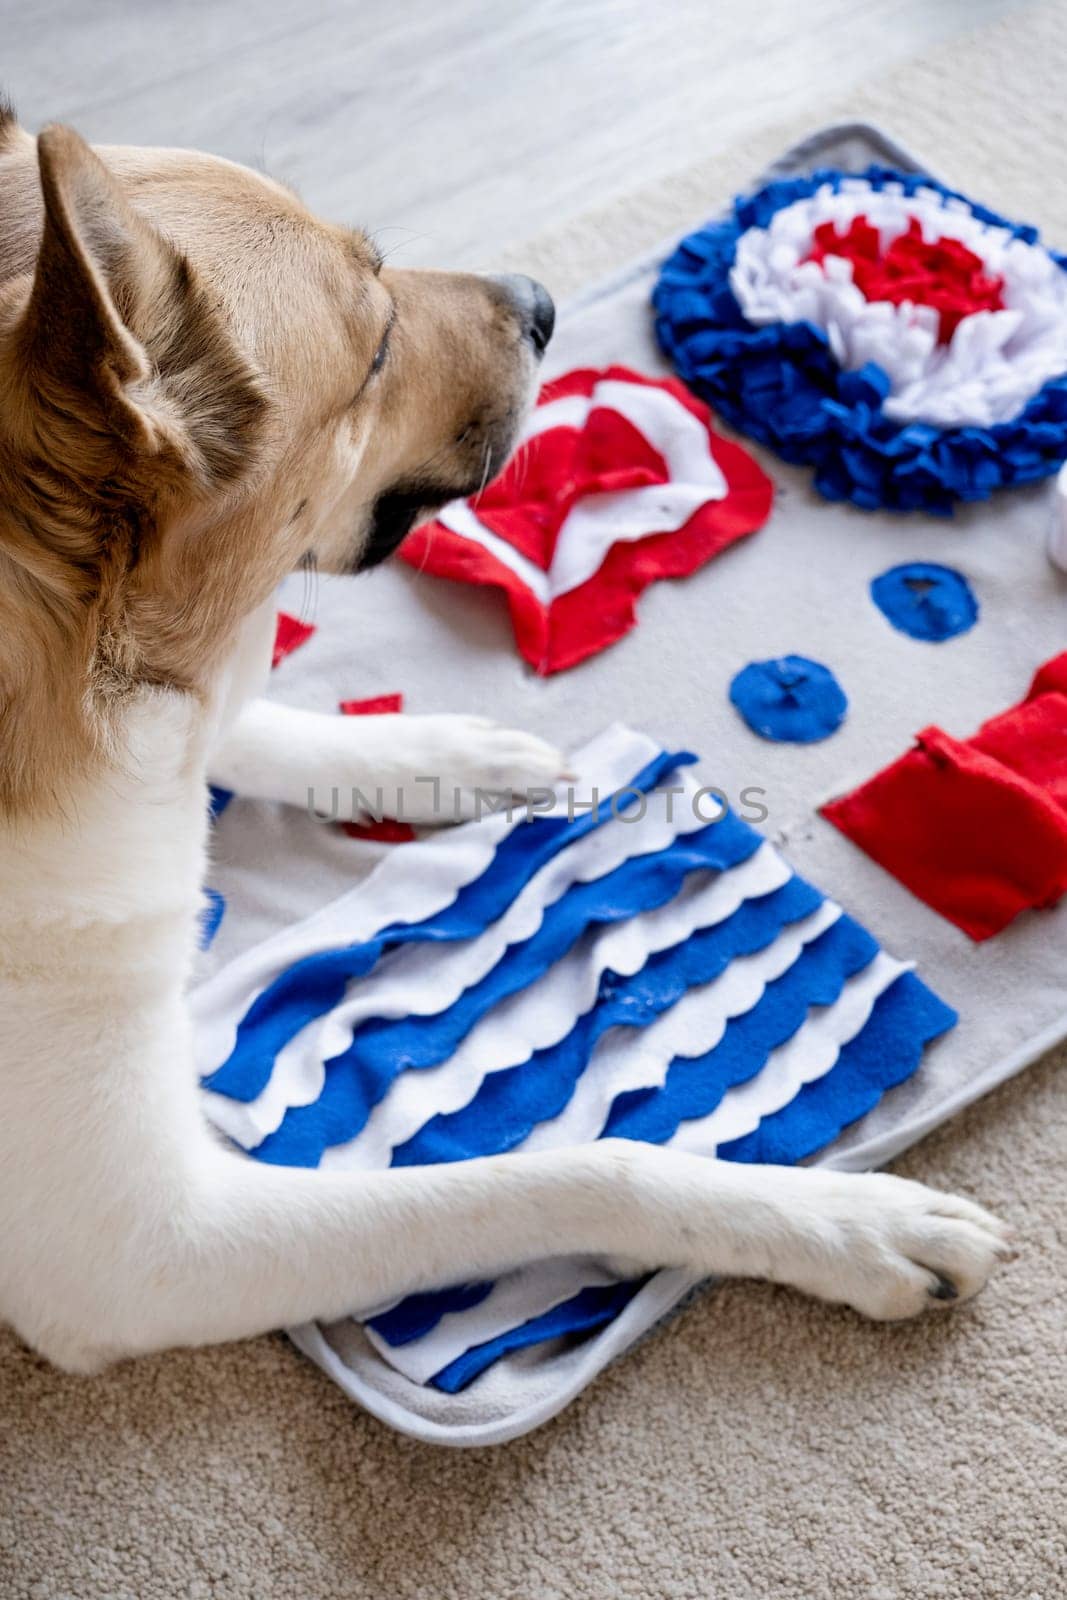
[193,724,957,1395]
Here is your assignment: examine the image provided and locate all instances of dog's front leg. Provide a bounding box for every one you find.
[55,1138,1009,1370]
[207,699,567,823]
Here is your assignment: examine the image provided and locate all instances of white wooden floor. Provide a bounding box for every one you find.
[3,0,1029,268]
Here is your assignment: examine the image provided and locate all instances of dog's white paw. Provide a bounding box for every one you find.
[369,714,568,824]
[784,1173,1013,1321]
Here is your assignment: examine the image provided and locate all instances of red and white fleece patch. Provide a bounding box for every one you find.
[399,365,774,675]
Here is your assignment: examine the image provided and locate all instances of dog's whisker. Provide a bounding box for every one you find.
[508,436,534,498]
[368,226,435,264]
[476,439,494,501]
[297,548,320,625]
[405,518,438,579]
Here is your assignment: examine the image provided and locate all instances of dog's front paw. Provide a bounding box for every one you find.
[373,714,568,824]
[782,1173,1013,1321]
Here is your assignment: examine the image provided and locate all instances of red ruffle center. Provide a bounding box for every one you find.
[803,214,1006,344]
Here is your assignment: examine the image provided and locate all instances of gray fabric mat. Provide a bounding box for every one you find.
[201,123,1067,1443]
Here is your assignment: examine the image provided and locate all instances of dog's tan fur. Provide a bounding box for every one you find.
[0,107,534,817]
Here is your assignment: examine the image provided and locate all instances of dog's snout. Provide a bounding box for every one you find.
[523,279,556,355]
[490,272,556,356]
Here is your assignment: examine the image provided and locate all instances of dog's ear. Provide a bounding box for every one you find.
[16,124,266,497]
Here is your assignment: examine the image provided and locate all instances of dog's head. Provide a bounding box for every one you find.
[0,106,552,809]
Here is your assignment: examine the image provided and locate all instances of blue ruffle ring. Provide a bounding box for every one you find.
[652,167,1067,514]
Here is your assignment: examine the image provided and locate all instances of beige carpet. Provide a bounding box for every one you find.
[3,6,1066,1596]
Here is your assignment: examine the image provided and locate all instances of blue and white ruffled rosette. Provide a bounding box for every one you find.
[653,168,1067,513]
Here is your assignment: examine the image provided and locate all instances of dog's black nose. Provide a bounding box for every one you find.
[490,273,556,356]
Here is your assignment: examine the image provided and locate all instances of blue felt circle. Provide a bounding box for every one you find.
[870,562,979,642]
[729,655,848,744]
[652,166,1067,515]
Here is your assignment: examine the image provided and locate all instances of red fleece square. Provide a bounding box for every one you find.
[1024,649,1067,703]
[339,694,404,717]
[272,611,316,668]
[339,694,415,844]
[969,693,1067,814]
[821,655,1067,941]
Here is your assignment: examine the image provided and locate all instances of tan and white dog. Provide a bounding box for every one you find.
[0,108,1010,1378]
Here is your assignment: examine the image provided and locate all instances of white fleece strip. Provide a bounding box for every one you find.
[517,893,840,1154]
[585,379,727,489]
[319,845,799,1173]
[671,948,911,1154]
[730,179,1067,427]
[547,480,726,595]
[520,392,592,440]
[193,722,656,1085]
[436,500,553,603]
[363,1259,621,1386]
[210,766,712,1150]
[436,379,727,603]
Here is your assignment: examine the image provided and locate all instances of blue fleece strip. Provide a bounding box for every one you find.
[601,914,877,1143]
[208,785,234,822]
[325,809,762,1090]
[717,971,958,1165]
[198,888,227,951]
[366,1280,494,1346]
[428,1280,647,1393]
[203,748,695,1103]
[379,876,824,1171]
[254,876,822,1170]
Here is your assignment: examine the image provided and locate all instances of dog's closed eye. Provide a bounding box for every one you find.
[370,321,392,375]
[350,309,395,407]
